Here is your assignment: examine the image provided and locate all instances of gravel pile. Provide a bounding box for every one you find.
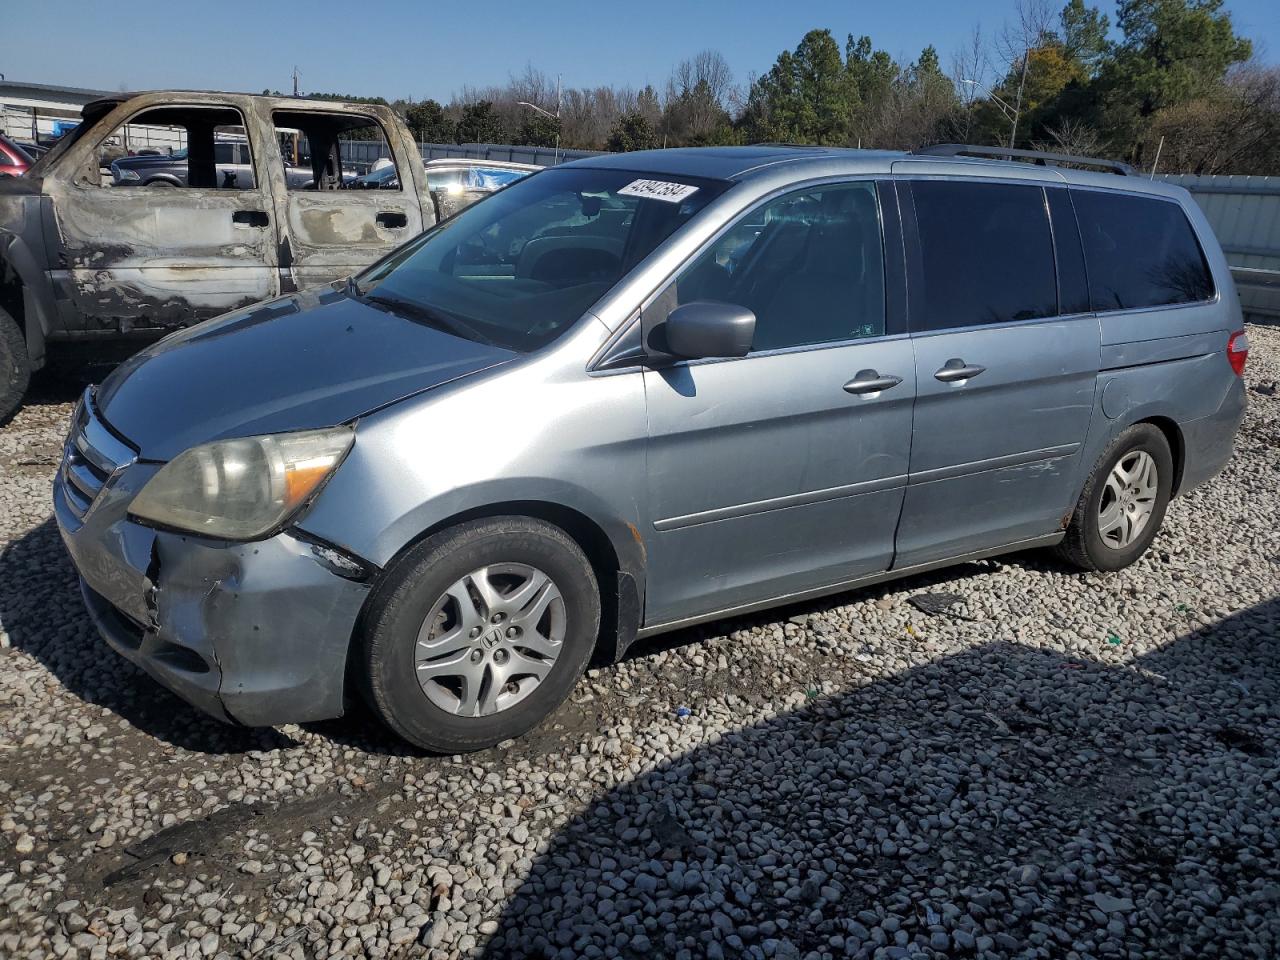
[0,327,1277,960]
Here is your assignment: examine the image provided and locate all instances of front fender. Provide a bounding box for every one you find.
[297,473,647,592]
[0,228,58,368]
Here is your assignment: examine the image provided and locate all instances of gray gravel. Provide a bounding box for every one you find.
[1,328,1278,960]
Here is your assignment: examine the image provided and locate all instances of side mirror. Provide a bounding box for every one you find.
[663,301,755,360]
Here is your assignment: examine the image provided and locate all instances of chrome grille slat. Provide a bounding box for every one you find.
[61,473,92,519]
[59,389,134,521]
[65,458,103,501]
[73,431,116,476]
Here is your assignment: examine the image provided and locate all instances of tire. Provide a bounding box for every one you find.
[1056,423,1173,572]
[0,305,31,426]
[360,517,600,753]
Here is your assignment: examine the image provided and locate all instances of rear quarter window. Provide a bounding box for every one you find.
[1072,190,1215,311]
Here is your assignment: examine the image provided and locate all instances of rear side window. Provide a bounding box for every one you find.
[910,181,1057,331]
[1072,191,1214,311]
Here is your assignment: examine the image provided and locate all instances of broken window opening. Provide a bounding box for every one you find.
[271,110,400,192]
[94,105,257,190]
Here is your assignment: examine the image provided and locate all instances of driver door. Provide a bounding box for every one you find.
[641,181,916,626]
[50,97,278,329]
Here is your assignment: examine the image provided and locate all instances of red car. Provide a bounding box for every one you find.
[0,135,33,177]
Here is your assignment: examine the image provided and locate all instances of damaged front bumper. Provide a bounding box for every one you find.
[52,393,373,727]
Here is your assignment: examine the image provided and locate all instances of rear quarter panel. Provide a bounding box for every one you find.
[1073,187,1244,498]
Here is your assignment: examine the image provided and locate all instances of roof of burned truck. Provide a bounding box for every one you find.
[80,90,390,116]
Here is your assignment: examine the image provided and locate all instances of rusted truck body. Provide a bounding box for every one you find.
[0,90,511,420]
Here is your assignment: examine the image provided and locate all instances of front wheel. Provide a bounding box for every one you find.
[360,517,600,753]
[1056,423,1173,572]
[0,305,31,426]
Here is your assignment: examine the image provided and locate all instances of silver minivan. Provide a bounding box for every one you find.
[54,146,1248,752]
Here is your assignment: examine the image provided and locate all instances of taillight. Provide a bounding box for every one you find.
[1227,331,1249,377]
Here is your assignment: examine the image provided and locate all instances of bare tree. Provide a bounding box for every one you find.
[665,50,734,143]
[1142,62,1280,174]
[996,0,1056,147]
[670,50,734,106]
[950,25,989,141]
[1034,117,1106,156]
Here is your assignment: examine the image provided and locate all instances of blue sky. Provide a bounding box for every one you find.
[6,0,1278,102]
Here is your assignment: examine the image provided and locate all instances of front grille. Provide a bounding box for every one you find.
[60,389,136,521]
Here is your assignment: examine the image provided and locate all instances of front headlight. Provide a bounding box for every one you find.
[115,168,140,182]
[129,427,354,540]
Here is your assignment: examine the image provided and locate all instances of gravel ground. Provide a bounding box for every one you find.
[0,329,1277,960]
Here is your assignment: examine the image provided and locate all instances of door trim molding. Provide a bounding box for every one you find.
[636,532,1064,638]
[653,474,907,531]
[907,443,1080,486]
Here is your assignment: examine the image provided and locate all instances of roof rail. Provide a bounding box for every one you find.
[913,143,1135,176]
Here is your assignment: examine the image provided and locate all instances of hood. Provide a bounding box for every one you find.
[97,287,518,460]
[112,154,182,170]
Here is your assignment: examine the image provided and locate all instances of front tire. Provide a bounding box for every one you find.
[0,305,31,426]
[360,517,600,753]
[1056,423,1173,572]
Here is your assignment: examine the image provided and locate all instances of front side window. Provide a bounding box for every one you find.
[1072,190,1215,311]
[669,182,886,352]
[95,105,255,190]
[911,180,1057,331]
[357,167,730,352]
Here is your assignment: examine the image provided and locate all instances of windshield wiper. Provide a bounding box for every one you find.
[361,291,497,347]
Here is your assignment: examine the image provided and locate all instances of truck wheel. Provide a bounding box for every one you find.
[360,517,600,753]
[1056,423,1173,572]
[0,306,31,425]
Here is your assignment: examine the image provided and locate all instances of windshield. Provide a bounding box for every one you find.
[356,167,730,352]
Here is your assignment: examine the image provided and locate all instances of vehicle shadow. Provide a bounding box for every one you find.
[480,595,1279,959]
[620,550,1082,665]
[0,518,294,754]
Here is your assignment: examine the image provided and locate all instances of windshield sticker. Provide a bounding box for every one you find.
[618,179,700,203]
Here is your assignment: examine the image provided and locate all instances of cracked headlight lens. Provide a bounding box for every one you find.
[129,427,354,540]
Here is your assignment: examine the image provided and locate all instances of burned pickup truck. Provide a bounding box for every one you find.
[0,90,530,420]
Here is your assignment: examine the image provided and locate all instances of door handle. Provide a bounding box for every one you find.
[843,370,904,395]
[232,210,269,227]
[934,358,987,383]
[376,211,408,228]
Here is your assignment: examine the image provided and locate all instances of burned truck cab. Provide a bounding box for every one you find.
[0,90,438,422]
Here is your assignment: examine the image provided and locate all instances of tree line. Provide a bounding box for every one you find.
[284,0,1280,175]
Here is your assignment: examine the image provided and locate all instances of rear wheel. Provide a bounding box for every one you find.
[0,305,31,425]
[360,517,600,753]
[1056,423,1173,572]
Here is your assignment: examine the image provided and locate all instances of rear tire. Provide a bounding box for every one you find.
[1056,423,1173,572]
[0,305,31,426]
[360,517,600,753]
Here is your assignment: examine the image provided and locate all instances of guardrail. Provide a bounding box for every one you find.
[1161,174,1280,323]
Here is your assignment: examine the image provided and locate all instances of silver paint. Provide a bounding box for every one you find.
[54,145,1247,729]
